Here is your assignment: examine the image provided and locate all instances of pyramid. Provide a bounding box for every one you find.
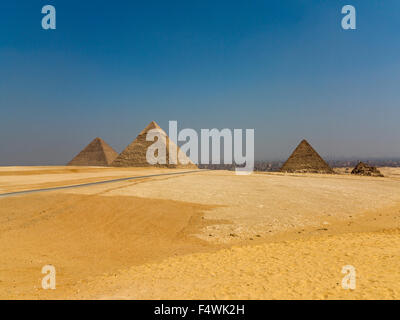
[351,162,383,177]
[280,139,334,174]
[68,137,118,166]
[111,121,197,168]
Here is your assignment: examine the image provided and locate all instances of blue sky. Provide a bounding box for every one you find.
[1,1,400,164]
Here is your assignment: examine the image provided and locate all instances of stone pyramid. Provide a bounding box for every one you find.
[68,137,118,166]
[280,139,334,174]
[351,161,383,177]
[111,121,197,168]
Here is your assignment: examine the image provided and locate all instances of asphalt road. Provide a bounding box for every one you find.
[0,170,202,198]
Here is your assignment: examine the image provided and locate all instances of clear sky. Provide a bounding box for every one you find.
[1,0,399,165]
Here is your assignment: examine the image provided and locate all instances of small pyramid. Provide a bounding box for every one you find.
[280,139,334,174]
[111,121,197,168]
[351,161,383,177]
[68,137,118,166]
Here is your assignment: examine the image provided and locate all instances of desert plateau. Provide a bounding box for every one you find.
[1,166,400,299]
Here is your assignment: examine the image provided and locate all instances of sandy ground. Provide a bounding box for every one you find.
[0,166,400,299]
[0,166,195,193]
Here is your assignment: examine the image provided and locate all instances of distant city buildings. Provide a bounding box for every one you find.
[199,159,400,172]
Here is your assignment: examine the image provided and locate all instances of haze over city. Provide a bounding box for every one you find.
[1,0,400,165]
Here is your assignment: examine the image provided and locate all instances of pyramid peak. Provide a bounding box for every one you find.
[89,137,106,144]
[299,139,311,145]
[138,121,164,135]
[148,121,161,129]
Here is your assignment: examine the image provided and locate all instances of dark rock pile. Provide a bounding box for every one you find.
[351,162,383,177]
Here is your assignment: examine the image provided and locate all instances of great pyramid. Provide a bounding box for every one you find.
[280,139,334,174]
[111,121,197,168]
[68,137,118,166]
[351,161,383,177]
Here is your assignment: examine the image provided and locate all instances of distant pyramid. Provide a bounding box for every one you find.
[68,137,118,166]
[351,161,383,177]
[280,139,334,174]
[111,121,197,168]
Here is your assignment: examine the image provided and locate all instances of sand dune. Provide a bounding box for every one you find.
[0,166,400,299]
[0,192,219,299]
[76,229,400,300]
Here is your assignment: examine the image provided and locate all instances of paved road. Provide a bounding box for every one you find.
[0,170,202,198]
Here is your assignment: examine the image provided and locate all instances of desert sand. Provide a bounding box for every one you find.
[0,166,400,299]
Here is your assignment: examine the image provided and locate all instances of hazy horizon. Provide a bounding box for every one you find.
[1,1,400,165]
